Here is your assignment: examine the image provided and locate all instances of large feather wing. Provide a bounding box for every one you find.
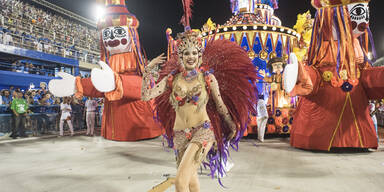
[202,39,259,147]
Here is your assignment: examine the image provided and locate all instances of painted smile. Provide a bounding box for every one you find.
[107,40,120,47]
[358,22,368,32]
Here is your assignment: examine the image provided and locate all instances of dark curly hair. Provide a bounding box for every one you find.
[267,57,286,73]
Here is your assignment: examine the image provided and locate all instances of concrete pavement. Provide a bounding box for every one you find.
[0,136,383,192]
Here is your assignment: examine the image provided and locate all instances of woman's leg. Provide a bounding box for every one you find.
[90,112,95,135]
[175,142,213,192]
[86,112,90,135]
[189,170,200,192]
[66,120,74,136]
[59,119,64,136]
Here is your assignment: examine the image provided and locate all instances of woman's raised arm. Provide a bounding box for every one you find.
[141,53,169,101]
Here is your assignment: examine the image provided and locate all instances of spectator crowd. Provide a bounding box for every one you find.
[0,0,100,64]
[0,84,104,139]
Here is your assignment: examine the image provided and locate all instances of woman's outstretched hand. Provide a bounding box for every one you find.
[147,53,167,70]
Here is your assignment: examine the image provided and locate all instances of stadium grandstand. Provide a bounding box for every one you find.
[0,0,102,137]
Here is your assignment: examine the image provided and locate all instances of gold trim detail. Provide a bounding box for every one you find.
[347,92,364,148]
[328,93,349,151]
[328,93,364,151]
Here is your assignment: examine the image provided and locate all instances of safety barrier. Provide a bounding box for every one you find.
[0,105,102,135]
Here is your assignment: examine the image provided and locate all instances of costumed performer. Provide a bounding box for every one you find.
[142,0,258,188]
[48,0,161,141]
[284,0,382,151]
[142,29,258,191]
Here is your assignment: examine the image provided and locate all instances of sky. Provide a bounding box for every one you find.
[45,0,384,60]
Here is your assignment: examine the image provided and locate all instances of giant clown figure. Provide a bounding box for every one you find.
[48,0,161,141]
[284,0,381,150]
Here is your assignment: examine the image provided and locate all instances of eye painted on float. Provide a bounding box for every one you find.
[113,27,127,38]
[350,4,366,20]
[192,50,198,55]
[102,28,111,40]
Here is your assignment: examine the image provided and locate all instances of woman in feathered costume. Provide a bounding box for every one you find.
[141,2,258,191]
[285,0,382,151]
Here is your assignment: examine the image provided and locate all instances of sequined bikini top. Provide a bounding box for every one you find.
[170,72,209,109]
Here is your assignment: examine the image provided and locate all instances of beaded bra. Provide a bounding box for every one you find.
[170,72,210,109]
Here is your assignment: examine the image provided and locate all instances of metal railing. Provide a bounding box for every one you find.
[0,104,103,135]
[0,30,100,64]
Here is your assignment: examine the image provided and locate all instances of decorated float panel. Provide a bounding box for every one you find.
[200,0,300,135]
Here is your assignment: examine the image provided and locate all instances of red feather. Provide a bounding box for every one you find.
[202,39,259,149]
[180,0,193,28]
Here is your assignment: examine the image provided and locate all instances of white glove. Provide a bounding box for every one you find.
[91,61,115,93]
[48,72,76,97]
[283,53,299,93]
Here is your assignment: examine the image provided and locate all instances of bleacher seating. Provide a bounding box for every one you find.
[0,0,100,64]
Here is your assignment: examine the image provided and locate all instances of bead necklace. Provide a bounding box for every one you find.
[182,68,199,82]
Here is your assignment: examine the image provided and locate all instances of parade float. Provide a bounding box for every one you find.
[199,0,300,135]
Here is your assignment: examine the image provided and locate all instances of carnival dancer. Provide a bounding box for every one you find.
[284,0,382,151]
[142,0,258,186]
[142,29,257,191]
[48,0,161,141]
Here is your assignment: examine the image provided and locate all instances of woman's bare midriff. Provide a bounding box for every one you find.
[173,104,210,131]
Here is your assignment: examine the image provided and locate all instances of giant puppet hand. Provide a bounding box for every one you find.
[283,53,299,93]
[91,61,116,93]
[48,72,76,97]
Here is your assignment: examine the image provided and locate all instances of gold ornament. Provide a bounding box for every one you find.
[248,50,256,59]
[259,50,269,60]
[322,71,333,82]
[283,53,289,61]
[340,69,348,80]
[269,52,277,60]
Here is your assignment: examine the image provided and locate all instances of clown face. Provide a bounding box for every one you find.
[102,26,132,55]
[347,3,369,37]
[271,61,284,74]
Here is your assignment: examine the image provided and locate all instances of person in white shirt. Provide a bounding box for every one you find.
[3,31,13,46]
[59,97,74,136]
[256,94,268,142]
[0,32,3,44]
[85,97,98,136]
[0,13,4,26]
[44,42,51,53]
[35,40,43,52]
